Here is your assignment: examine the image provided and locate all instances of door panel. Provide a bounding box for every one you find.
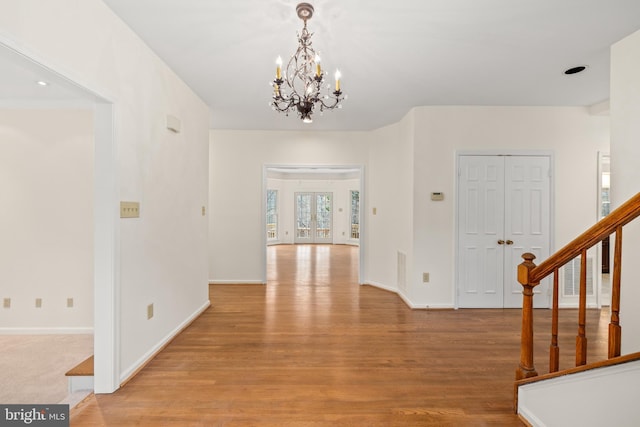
[315,193,333,243]
[503,156,550,308]
[458,156,505,308]
[458,155,551,308]
[294,192,333,244]
[295,193,313,243]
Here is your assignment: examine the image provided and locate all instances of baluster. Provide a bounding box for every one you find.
[576,249,588,366]
[609,227,622,358]
[516,253,539,380]
[549,268,560,372]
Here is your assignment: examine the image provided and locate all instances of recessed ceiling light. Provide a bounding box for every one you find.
[36,80,49,86]
[564,66,587,75]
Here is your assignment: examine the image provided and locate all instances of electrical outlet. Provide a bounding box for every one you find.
[422,272,430,283]
[120,201,140,218]
[3,298,10,309]
[202,206,206,216]
[35,298,42,308]
[147,303,154,319]
[67,298,74,308]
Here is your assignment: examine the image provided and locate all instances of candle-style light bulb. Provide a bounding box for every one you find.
[315,54,322,77]
[276,56,282,79]
[334,69,341,92]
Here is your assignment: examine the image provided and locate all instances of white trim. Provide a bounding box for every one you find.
[209,280,266,285]
[364,281,455,310]
[93,102,119,394]
[559,302,600,309]
[119,301,211,384]
[364,280,397,294]
[0,328,94,335]
[517,406,547,427]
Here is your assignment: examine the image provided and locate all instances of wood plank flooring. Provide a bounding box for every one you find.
[71,244,608,426]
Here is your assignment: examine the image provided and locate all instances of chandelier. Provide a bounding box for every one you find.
[270,3,345,124]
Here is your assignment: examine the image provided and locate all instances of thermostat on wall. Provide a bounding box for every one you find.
[431,192,444,201]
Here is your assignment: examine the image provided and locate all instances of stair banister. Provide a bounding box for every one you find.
[516,192,640,381]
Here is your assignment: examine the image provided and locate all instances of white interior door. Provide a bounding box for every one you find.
[503,156,551,308]
[458,155,551,308]
[294,192,333,244]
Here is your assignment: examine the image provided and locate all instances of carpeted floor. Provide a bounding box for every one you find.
[0,335,93,404]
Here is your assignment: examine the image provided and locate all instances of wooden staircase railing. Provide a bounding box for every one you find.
[515,192,640,381]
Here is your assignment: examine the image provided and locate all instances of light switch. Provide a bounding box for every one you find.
[120,201,140,218]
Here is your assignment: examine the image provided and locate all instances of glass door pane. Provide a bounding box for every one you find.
[315,192,332,242]
[294,192,333,244]
[295,192,313,243]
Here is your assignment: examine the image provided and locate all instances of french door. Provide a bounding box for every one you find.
[457,155,551,308]
[294,192,333,244]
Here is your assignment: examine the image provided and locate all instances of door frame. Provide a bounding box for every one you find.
[454,150,555,309]
[262,164,365,284]
[595,151,611,308]
[0,40,120,392]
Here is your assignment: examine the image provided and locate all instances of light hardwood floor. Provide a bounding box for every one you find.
[71,244,608,426]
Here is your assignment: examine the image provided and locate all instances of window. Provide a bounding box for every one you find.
[350,190,360,240]
[266,189,278,240]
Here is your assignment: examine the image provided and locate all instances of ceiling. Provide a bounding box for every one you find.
[2,1,640,131]
[100,0,640,131]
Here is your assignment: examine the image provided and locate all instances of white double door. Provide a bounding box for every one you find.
[294,192,333,244]
[457,155,551,308]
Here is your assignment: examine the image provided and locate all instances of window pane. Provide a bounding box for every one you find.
[266,189,278,240]
[350,190,360,239]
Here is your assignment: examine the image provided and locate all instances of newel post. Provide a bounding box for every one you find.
[516,253,539,380]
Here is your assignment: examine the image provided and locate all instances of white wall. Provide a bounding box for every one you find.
[518,361,640,426]
[0,0,211,386]
[209,130,369,283]
[267,177,360,245]
[210,108,609,309]
[410,106,609,307]
[0,109,93,331]
[611,29,640,354]
[365,113,415,299]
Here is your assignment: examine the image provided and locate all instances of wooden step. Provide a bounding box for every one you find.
[65,355,94,377]
[65,355,94,394]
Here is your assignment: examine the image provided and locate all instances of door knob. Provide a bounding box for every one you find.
[498,240,505,245]
[506,240,514,245]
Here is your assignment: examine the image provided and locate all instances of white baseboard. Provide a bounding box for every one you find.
[0,327,93,335]
[364,280,397,293]
[209,280,265,285]
[119,300,210,384]
[363,281,416,308]
[363,281,454,310]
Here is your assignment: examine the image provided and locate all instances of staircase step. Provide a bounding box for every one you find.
[65,355,94,377]
[65,355,94,394]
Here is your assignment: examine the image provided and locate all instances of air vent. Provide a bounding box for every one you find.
[563,256,594,297]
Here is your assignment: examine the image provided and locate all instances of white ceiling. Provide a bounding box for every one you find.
[2,1,640,131]
[100,0,640,131]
